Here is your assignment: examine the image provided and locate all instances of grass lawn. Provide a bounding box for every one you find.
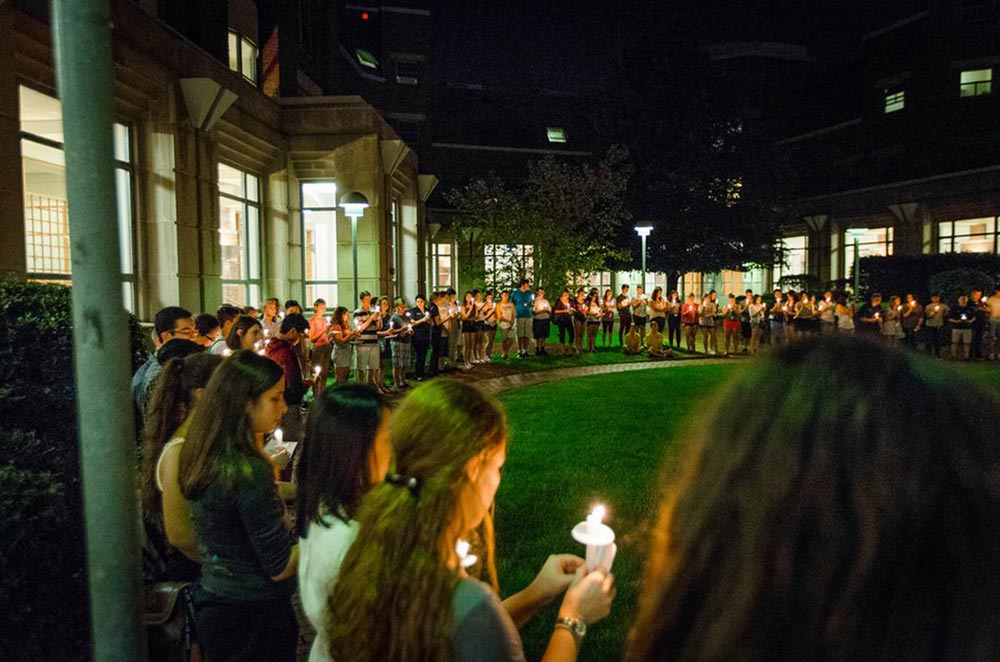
[492,358,1000,660]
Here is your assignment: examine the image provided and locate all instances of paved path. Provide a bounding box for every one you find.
[473,356,738,394]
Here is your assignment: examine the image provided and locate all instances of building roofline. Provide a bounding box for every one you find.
[861,10,930,42]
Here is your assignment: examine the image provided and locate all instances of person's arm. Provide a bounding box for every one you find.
[502,555,582,627]
[159,444,200,561]
[539,567,616,662]
[236,461,297,582]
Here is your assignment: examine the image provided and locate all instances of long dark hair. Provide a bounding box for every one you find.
[140,353,222,523]
[178,351,284,500]
[226,315,262,350]
[332,306,350,328]
[628,336,1000,661]
[297,384,387,532]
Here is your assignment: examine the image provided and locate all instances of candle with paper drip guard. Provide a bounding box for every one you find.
[255,340,266,356]
[571,505,617,573]
[222,347,233,357]
[456,539,477,569]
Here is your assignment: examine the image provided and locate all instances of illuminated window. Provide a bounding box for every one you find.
[228,30,258,84]
[18,86,137,311]
[960,68,993,97]
[884,90,905,113]
[938,218,998,253]
[721,268,765,297]
[355,48,379,70]
[432,242,453,290]
[776,235,809,280]
[301,181,339,305]
[546,127,567,143]
[484,244,534,291]
[844,227,893,273]
[218,164,261,306]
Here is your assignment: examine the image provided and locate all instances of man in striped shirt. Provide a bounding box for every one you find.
[354,291,382,386]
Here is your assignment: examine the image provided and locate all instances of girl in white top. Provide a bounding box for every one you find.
[143,353,224,569]
[836,298,856,333]
[748,295,766,355]
[296,384,392,662]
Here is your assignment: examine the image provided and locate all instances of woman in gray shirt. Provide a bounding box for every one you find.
[326,380,615,662]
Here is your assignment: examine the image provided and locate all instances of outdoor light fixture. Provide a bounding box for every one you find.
[340,192,370,303]
[635,221,654,291]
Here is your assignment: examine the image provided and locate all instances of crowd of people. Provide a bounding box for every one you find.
[134,301,1000,661]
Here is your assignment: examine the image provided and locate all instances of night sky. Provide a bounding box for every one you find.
[435,0,927,92]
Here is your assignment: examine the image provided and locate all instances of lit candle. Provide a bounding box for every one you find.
[222,348,233,357]
[325,315,331,324]
[279,311,285,319]
[273,428,284,444]
[456,539,478,569]
[263,327,270,337]
[571,504,617,573]
[313,365,321,377]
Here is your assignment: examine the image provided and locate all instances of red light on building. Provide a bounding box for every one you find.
[361,12,369,20]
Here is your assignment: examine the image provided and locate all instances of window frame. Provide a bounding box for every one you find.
[300,180,340,306]
[228,29,258,84]
[843,227,894,275]
[937,217,999,254]
[960,68,993,97]
[218,163,262,307]
[884,89,906,114]
[431,241,454,291]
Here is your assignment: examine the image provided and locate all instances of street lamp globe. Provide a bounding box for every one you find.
[634,221,653,238]
[339,191,370,218]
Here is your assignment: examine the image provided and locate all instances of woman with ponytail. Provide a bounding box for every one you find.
[141,352,223,571]
[296,384,391,662]
[225,314,263,352]
[179,351,298,662]
[327,380,616,662]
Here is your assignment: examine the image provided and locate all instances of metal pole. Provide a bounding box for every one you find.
[352,215,359,302]
[52,1,147,660]
[853,236,860,299]
[641,235,647,292]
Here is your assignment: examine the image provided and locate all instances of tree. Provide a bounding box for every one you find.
[444,145,633,292]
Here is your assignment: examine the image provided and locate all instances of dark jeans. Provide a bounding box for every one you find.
[429,330,443,376]
[194,592,297,662]
[903,326,919,349]
[618,313,632,345]
[973,322,985,359]
[925,326,944,357]
[667,316,681,346]
[413,334,431,378]
[558,319,575,344]
[651,317,665,333]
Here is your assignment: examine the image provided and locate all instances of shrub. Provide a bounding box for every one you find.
[859,254,1000,301]
[929,269,995,305]
[0,279,147,659]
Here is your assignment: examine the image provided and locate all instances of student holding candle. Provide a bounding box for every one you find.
[949,294,976,361]
[573,288,588,355]
[987,285,1000,360]
[769,290,786,346]
[901,293,924,350]
[297,385,391,662]
[374,297,393,393]
[616,284,633,347]
[533,287,552,356]
[782,292,798,343]
[326,380,616,662]
[629,336,1000,661]
[461,291,477,370]
[631,285,649,339]
[748,294,766,355]
[721,294,741,356]
[585,291,602,353]
[409,295,434,380]
[387,298,413,390]
[472,290,487,364]
[681,294,699,352]
[698,294,718,354]
[354,292,383,388]
[600,289,616,348]
[261,297,283,339]
[482,291,498,362]
[835,294,856,335]
[881,295,904,345]
[329,306,356,383]
[648,287,667,334]
[923,294,948,357]
[818,290,837,335]
[497,290,517,360]
[179,352,298,662]
[857,293,883,336]
[667,291,682,348]
[554,289,576,355]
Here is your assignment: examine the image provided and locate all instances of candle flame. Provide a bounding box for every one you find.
[456,540,470,559]
[313,365,321,375]
[588,504,606,525]
[273,428,283,444]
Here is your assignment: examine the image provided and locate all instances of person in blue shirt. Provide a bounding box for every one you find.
[510,278,535,358]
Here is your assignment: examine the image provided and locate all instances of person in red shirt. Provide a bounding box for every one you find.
[680,294,699,353]
[265,313,309,408]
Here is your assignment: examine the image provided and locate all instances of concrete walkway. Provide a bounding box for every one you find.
[473,356,737,394]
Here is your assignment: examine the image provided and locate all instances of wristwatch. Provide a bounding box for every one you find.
[555,616,586,642]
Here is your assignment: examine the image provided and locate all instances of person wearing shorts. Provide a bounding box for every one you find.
[721,294,741,356]
[497,290,516,359]
[616,285,633,346]
[532,287,552,356]
[631,285,649,340]
[680,294,699,353]
[388,298,412,390]
[949,295,976,361]
[987,286,1000,360]
[353,292,381,386]
[699,294,718,355]
[510,278,534,358]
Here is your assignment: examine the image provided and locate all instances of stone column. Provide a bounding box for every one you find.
[888,202,923,256]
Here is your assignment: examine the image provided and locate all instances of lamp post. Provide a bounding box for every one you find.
[635,221,654,291]
[847,228,866,300]
[339,191,370,303]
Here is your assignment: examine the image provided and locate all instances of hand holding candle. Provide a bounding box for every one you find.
[571,504,617,573]
[456,539,478,569]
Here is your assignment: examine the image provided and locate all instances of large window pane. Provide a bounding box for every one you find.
[776,235,808,280]
[844,227,893,270]
[938,218,997,254]
[241,38,258,84]
[304,210,338,281]
[219,163,261,305]
[220,195,245,280]
[302,181,337,208]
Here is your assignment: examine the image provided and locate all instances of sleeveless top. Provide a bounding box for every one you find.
[155,437,186,492]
